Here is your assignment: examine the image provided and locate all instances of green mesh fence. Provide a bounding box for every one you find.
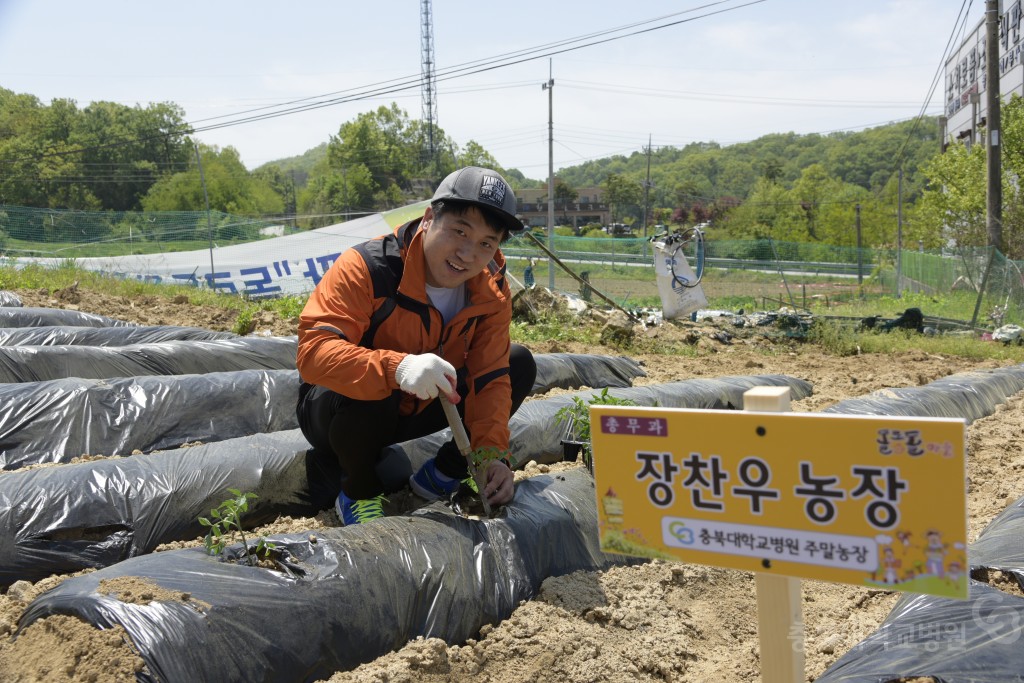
[503,234,1022,328]
[0,205,305,259]
[2,205,1021,329]
[503,233,892,312]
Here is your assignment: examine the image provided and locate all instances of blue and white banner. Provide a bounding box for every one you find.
[14,203,428,298]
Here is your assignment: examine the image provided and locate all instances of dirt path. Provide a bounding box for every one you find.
[1,288,1022,682]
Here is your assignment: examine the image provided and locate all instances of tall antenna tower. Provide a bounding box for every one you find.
[420,0,438,165]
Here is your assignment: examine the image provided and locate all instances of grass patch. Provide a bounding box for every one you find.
[855,328,1024,361]
[4,261,1022,363]
[0,262,306,334]
[805,318,1024,361]
[511,317,601,346]
[825,291,973,319]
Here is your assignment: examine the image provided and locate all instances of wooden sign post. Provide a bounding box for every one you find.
[745,386,803,683]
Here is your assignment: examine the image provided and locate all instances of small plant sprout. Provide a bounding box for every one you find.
[198,488,276,566]
[555,388,638,473]
[470,446,508,469]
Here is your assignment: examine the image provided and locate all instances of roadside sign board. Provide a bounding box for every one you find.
[590,405,968,599]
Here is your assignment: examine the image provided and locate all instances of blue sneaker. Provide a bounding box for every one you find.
[409,459,462,500]
[335,490,387,525]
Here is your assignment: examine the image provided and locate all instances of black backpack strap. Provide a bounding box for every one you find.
[354,220,426,348]
[360,298,397,347]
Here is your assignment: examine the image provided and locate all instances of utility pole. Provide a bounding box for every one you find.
[543,60,555,290]
[970,0,1004,328]
[985,0,1003,251]
[640,135,653,260]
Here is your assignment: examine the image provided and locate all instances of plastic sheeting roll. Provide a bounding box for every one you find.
[971,494,1024,579]
[813,363,1024,682]
[531,352,645,391]
[17,469,632,683]
[0,369,302,470]
[0,306,134,328]
[0,430,314,585]
[823,366,1024,423]
[0,324,239,346]
[0,291,23,307]
[0,337,298,382]
[815,581,1024,682]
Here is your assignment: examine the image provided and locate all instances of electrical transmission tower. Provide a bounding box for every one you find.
[420,0,438,168]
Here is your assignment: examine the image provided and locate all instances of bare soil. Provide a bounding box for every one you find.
[1,288,1023,683]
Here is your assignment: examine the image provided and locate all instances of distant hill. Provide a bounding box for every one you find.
[255,143,328,188]
[549,117,940,205]
[258,117,940,208]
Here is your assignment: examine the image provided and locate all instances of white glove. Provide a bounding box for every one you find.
[395,353,456,400]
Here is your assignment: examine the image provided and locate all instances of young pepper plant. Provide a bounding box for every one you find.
[198,488,276,566]
[555,388,638,473]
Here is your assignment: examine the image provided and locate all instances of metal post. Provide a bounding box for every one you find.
[641,134,652,259]
[193,143,216,291]
[342,165,349,221]
[986,0,1003,251]
[897,168,903,298]
[543,60,555,290]
[855,203,862,290]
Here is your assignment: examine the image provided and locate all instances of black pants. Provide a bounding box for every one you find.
[297,344,536,500]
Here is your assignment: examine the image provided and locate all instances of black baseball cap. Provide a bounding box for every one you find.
[432,166,524,233]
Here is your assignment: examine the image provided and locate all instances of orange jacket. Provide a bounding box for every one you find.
[296,218,514,452]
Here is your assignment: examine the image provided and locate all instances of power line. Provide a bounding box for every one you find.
[1,0,764,166]
[885,0,975,178]
[561,80,931,108]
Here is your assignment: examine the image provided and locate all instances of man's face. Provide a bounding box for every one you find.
[420,205,502,288]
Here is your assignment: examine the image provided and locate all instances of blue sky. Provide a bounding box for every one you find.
[0,1,981,180]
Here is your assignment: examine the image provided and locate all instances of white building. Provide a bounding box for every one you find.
[944,1,1024,148]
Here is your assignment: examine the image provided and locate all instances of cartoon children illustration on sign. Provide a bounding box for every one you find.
[881,545,902,584]
[924,529,946,577]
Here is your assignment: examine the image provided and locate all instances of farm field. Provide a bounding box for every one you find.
[1,286,1022,682]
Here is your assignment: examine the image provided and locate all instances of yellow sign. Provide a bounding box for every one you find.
[590,406,968,599]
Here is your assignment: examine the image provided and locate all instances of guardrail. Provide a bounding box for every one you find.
[503,247,869,277]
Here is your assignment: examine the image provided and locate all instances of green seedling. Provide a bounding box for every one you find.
[470,446,510,469]
[555,388,639,473]
[198,488,276,566]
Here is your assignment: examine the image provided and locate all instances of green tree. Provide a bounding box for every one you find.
[602,172,642,222]
[458,140,501,171]
[762,157,784,183]
[71,101,190,211]
[554,178,578,226]
[719,176,791,239]
[789,164,833,241]
[298,158,375,227]
[330,104,426,197]
[916,94,1024,259]
[142,144,284,219]
[253,164,297,214]
[0,89,190,212]
[555,179,578,203]
[916,137,985,251]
